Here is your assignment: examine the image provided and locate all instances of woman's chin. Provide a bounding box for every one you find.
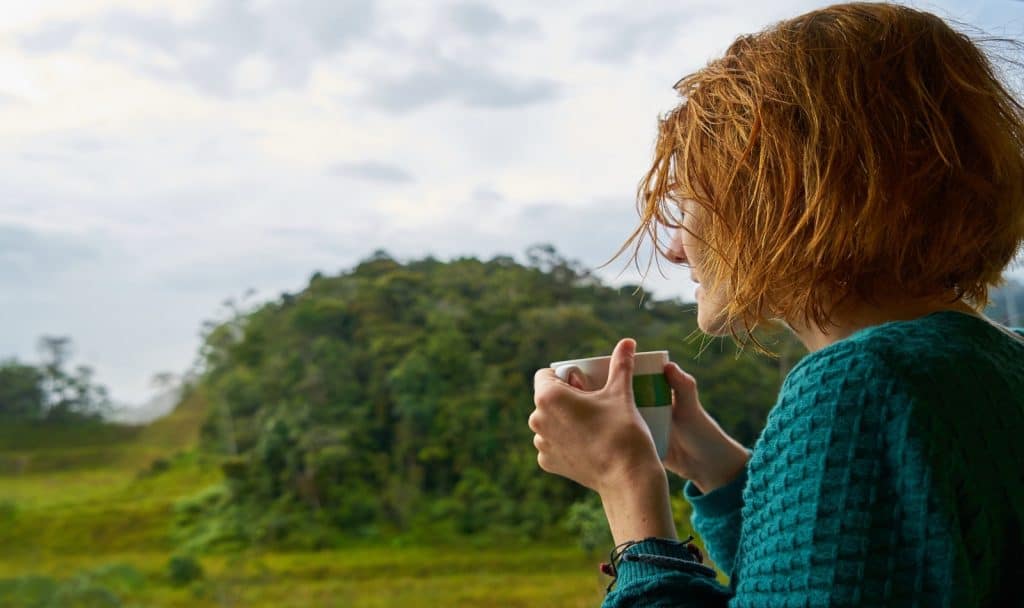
[694,288,731,335]
[696,312,730,336]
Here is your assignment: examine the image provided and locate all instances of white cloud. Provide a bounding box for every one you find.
[445,1,541,39]
[0,223,99,285]
[1,0,1021,405]
[364,57,560,112]
[327,161,416,183]
[17,0,377,97]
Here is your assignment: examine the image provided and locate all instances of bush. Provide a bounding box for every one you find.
[172,483,251,552]
[563,495,612,556]
[0,575,59,606]
[452,468,505,534]
[148,457,171,475]
[0,567,135,608]
[52,583,121,607]
[80,564,144,596]
[219,455,249,481]
[0,499,17,522]
[136,457,171,479]
[167,555,204,587]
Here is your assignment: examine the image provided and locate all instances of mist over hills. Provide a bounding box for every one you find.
[108,387,182,425]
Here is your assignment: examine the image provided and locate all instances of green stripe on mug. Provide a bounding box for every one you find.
[632,373,671,407]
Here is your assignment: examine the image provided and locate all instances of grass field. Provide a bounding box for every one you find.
[0,393,610,607]
[0,546,607,607]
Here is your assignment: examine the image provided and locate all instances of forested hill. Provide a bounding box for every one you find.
[184,247,792,549]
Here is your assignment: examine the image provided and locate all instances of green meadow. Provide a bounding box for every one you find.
[0,392,609,607]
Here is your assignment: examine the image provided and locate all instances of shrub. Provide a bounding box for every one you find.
[0,567,134,608]
[563,495,612,556]
[167,555,204,587]
[0,499,17,522]
[0,575,59,606]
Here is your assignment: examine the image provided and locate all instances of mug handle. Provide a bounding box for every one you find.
[554,364,585,389]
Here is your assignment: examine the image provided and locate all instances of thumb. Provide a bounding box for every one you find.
[605,338,636,398]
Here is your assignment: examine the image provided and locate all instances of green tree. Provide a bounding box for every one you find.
[0,361,44,420]
[0,338,112,422]
[184,248,795,549]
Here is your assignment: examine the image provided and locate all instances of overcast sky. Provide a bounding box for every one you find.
[1,0,1022,407]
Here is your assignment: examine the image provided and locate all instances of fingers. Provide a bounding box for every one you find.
[605,338,637,396]
[532,427,551,472]
[534,367,557,393]
[530,368,565,473]
[665,363,700,423]
[665,362,697,393]
[532,367,569,475]
[527,409,543,433]
[533,368,562,409]
[532,433,547,451]
[535,365,590,411]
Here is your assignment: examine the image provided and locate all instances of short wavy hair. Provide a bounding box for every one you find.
[623,2,1024,338]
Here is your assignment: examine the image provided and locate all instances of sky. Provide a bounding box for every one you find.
[1,0,1023,408]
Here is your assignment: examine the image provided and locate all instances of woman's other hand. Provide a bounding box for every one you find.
[663,363,750,494]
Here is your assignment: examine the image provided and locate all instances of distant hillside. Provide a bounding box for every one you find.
[0,387,210,476]
[182,248,792,548]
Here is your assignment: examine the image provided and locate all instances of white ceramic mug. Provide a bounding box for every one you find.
[549,350,672,460]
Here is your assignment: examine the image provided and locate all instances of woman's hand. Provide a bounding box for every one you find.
[529,338,677,544]
[529,338,661,495]
[662,362,750,494]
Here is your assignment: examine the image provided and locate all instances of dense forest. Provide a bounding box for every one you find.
[170,247,798,551]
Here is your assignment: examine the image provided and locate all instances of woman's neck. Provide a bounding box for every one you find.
[786,295,978,352]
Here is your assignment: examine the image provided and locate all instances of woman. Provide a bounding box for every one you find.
[528,3,1024,606]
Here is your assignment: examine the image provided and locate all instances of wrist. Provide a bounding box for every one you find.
[599,465,677,546]
[691,443,749,495]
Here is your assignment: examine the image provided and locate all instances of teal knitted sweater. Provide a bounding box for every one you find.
[603,311,1024,607]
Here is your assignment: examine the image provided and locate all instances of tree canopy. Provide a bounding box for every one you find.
[187,248,796,548]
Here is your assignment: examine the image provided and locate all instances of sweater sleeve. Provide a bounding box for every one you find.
[603,342,954,607]
[683,464,748,573]
[602,538,733,608]
[600,471,749,608]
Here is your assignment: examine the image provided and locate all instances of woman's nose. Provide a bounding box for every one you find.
[666,229,688,265]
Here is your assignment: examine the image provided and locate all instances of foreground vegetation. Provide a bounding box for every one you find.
[0,545,607,607]
[0,391,615,607]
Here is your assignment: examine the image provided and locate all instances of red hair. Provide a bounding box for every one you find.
[622,2,1024,338]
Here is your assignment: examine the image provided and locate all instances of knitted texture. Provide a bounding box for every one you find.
[604,312,1024,607]
[683,467,746,572]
